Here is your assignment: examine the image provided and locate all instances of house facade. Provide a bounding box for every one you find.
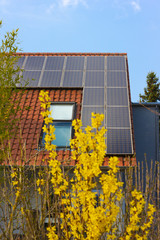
[1,52,160,239]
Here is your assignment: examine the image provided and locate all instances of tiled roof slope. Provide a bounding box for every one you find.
[6,89,136,167]
[6,87,136,167]
[7,88,82,166]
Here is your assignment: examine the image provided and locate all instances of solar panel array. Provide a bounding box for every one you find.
[17,55,133,155]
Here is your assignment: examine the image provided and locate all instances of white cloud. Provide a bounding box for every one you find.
[62,0,72,7]
[61,0,88,8]
[45,0,88,15]
[131,1,141,12]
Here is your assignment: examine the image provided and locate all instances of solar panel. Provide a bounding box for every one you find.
[107,88,128,106]
[83,88,104,105]
[16,56,25,68]
[82,106,104,126]
[17,54,134,155]
[107,129,132,154]
[107,71,127,87]
[40,71,62,87]
[45,56,65,70]
[66,56,84,70]
[86,56,105,70]
[21,71,41,87]
[107,56,126,71]
[63,71,83,87]
[107,106,130,127]
[25,56,45,70]
[85,71,104,87]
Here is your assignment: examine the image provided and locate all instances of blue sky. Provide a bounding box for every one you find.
[0,0,160,102]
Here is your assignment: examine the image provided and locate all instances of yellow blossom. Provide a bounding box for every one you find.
[38,91,155,240]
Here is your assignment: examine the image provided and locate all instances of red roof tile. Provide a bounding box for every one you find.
[3,86,136,167]
[5,88,82,166]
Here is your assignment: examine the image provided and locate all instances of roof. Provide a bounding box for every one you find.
[5,52,136,167]
[16,52,135,155]
[7,88,82,166]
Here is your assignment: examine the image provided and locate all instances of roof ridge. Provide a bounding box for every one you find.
[14,52,127,56]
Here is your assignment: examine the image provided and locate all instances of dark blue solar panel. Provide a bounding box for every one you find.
[21,71,41,87]
[107,71,127,87]
[86,56,105,70]
[107,88,128,106]
[16,56,25,68]
[40,71,62,87]
[63,71,83,87]
[85,71,104,87]
[107,107,130,127]
[107,56,126,71]
[66,56,84,70]
[107,129,132,154]
[83,88,104,105]
[25,56,45,70]
[45,56,65,70]
[82,106,104,126]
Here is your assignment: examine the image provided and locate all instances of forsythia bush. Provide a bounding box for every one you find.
[39,90,155,240]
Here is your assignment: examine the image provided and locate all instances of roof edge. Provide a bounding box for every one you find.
[132,102,160,106]
[14,52,127,57]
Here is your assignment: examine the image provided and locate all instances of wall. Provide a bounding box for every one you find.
[132,103,159,168]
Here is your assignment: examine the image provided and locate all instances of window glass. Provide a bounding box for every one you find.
[53,122,72,147]
[50,104,73,120]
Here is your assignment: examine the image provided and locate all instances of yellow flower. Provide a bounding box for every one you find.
[21,207,24,215]
[39,92,155,240]
[15,190,20,198]
[47,226,58,240]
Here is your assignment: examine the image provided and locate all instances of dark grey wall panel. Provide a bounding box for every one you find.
[25,56,45,70]
[22,71,41,87]
[83,88,104,105]
[40,71,62,87]
[107,88,128,106]
[107,56,126,71]
[85,71,104,87]
[107,107,130,127]
[45,56,65,70]
[82,106,104,126]
[86,56,105,70]
[107,129,132,154]
[63,71,83,87]
[66,56,84,70]
[132,105,158,166]
[107,71,127,87]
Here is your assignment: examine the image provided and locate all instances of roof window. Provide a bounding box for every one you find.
[42,103,75,148]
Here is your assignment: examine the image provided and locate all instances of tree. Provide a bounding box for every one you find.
[139,72,160,102]
[0,21,23,163]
